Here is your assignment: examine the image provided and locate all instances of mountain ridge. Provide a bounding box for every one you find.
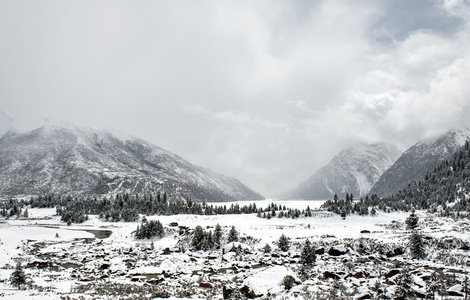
[282,142,402,200]
[369,127,470,197]
[0,124,263,201]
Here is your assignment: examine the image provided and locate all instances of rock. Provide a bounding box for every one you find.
[323,271,340,280]
[360,230,371,234]
[223,286,233,300]
[385,269,400,278]
[328,245,348,256]
[357,294,371,300]
[240,285,260,298]
[448,284,463,297]
[354,271,368,279]
[315,247,325,255]
[385,247,404,257]
[162,248,171,255]
[200,282,213,289]
[100,263,110,270]
[169,222,179,227]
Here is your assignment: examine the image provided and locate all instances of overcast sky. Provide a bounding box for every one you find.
[1,0,469,197]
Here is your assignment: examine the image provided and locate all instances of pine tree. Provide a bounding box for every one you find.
[426,269,446,300]
[277,234,290,252]
[214,223,223,249]
[192,225,205,250]
[463,275,469,300]
[227,225,239,243]
[300,239,316,266]
[394,266,416,299]
[263,243,272,253]
[10,263,27,289]
[409,230,426,259]
[406,211,419,229]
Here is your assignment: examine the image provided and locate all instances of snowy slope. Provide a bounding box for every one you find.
[283,143,402,200]
[370,127,470,197]
[0,125,263,201]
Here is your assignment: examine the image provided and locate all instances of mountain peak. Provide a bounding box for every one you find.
[370,127,470,197]
[283,142,402,200]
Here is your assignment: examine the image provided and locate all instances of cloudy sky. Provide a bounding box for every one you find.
[1,0,469,196]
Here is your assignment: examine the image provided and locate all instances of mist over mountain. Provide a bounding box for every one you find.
[0,111,15,138]
[370,128,470,198]
[283,143,402,200]
[0,124,263,201]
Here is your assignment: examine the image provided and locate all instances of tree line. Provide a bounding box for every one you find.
[322,140,470,217]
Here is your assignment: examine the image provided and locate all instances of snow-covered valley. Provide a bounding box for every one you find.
[0,200,469,299]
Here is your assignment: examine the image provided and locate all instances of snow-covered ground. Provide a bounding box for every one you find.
[0,203,469,299]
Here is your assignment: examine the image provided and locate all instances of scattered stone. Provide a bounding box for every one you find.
[385,269,400,278]
[328,244,348,256]
[323,271,340,280]
[199,282,213,289]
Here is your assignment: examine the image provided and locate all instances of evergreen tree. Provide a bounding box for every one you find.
[227,225,239,243]
[463,275,469,300]
[409,230,426,259]
[300,239,316,266]
[214,223,223,249]
[426,269,446,300]
[394,266,416,299]
[192,225,205,250]
[406,211,419,229]
[277,234,290,252]
[10,263,27,289]
[263,243,272,253]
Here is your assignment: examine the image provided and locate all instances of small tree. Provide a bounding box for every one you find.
[300,239,316,266]
[10,263,27,289]
[214,223,223,248]
[426,269,446,300]
[463,275,469,300]
[406,211,419,229]
[278,234,290,252]
[192,225,205,250]
[227,225,239,243]
[263,243,272,253]
[394,266,416,299]
[409,230,426,259]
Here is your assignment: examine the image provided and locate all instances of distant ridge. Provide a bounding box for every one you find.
[370,127,470,197]
[0,124,263,201]
[283,143,402,200]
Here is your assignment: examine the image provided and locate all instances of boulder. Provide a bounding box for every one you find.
[385,269,400,278]
[323,271,340,280]
[448,284,464,297]
[328,245,348,256]
[200,282,213,289]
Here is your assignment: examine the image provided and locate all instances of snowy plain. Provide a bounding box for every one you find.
[0,199,469,299]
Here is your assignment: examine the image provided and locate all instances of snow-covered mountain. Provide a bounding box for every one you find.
[369,127,470,198]
[283,143,402,200]
[0,124,263,201]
